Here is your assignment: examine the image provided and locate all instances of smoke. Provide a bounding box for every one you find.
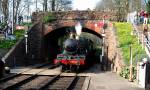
[75,22,82,36]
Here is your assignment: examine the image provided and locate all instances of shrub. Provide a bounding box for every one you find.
[120,66,136,81]
[0,30,25,49]
[43,13,56,24]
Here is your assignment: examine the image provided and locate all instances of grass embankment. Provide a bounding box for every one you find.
[0,30,25,49]
[0,21,32,49]
[114,22,146,80]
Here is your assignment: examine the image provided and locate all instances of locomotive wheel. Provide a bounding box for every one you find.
[76,65,80,72]
[62,65,66,72]
[70,65,76,72]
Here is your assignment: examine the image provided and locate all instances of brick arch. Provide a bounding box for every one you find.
[44,20,103,38]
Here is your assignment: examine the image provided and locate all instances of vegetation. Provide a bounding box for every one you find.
[114,22,146,65]
[95,0,141,21]
[43,13,56,24]
[114,22,146,80]
[119,66,136,80]
[22,22,33,27]
[0,21,7,30]
[43,0,72,11]
[0,30,25,49]
[145,0,150,13]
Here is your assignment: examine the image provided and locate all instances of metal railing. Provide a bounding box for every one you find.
[132,24,150,55]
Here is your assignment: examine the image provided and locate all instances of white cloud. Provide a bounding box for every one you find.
[73,0,100,10]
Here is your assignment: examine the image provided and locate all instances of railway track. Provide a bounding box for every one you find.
[0,74,86,90]
[0,64,87,90]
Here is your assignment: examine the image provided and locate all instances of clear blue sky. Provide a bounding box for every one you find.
[73,0,100,10]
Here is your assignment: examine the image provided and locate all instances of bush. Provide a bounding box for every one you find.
[14,30,25,40]
[120,66,136,80]
[0,21,7,29]
[0,30,25,49]
[22,22,32,27]
[43,13,56,24]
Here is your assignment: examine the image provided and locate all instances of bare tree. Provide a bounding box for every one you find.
[95,0,115,11]
[48,0,72,11]
[51,0,55,11]
[43,0,48,11]
[14,0,22,24]
[1,0,9,20]
[95,0,141,21]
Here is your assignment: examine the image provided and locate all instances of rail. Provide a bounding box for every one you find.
[132,24,150,53]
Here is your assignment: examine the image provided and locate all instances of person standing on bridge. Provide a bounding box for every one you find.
[139,9,144,23]
[143,11,149,24]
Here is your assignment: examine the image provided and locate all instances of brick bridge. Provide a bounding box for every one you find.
[5,11,120,70]
[32,11,115,37]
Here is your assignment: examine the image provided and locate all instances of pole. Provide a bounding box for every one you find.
[12,0,15,34]
[27,0,29,23]
[129,44,133,82]
[35,0,37,11]
[25,34,28,54]
[130,0,133,12]
[25,0,29,54]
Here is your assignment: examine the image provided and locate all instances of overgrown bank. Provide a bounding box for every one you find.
[114,22,146,80]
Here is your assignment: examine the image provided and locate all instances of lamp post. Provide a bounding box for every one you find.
[24,0,29,54]
[25,33,28,54]
[101,19,107,71]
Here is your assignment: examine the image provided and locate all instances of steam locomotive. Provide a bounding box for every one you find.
[54,33,94,72]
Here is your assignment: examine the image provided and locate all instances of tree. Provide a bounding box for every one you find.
[44,0,48,11]
[1,0,9,20]
[13,0,22,24]
[48,0,72,11]
[95,0,141,21]
[51,0,55,11]
[145,0,150,13]
[95,0,115,11]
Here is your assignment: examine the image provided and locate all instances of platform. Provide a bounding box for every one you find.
[10,68,31,74]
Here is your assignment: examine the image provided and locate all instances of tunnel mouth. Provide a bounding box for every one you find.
[44,26,103,63]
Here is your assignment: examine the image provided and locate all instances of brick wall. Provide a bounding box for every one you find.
[105,27,125,73]
[4,23,45,67]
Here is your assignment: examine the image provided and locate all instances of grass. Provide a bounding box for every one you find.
[43,12,57,24]
[22,22,33,27]
[0,30,25,49]
[114,22,146,66]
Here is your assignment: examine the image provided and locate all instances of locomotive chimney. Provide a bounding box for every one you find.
[70,33,76,39]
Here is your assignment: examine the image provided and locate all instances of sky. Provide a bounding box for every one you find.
[28,0,100,13]
[72,0,100,10]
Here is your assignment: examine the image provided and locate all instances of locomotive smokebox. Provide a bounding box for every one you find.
[64,39,78,52]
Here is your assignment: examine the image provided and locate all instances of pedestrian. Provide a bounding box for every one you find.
[18,15,23,25]
[143,11,149,24]
[139,9,145,23]
[143,24,149,40]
